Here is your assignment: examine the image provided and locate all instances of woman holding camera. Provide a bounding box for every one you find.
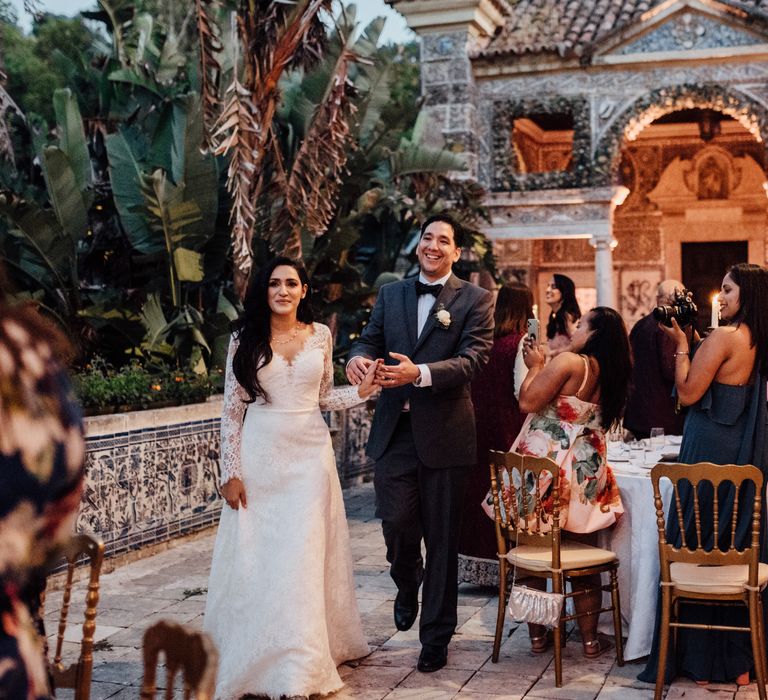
[639,262,768,686]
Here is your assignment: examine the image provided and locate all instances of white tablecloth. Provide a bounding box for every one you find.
[597,443,676,660]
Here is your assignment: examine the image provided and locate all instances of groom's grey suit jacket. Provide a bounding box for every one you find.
[350,273,494,469]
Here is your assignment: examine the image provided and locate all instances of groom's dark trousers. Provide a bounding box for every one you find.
[350,274,493,648]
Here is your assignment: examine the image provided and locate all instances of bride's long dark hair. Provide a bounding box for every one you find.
[232,257,314,403]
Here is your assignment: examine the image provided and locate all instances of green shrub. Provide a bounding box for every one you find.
[74,359,219,412]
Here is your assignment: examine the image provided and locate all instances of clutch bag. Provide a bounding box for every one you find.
[508,584,564,628]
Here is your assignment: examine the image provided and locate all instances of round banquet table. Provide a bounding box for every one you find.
[596,442,676,660]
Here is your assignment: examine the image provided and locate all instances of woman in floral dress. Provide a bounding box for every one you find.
[0,294,85,699]
[513,306,630,657]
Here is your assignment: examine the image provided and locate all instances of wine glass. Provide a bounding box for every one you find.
[650,427,665,450]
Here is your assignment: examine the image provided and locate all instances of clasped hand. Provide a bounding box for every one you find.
[346,353,420,389]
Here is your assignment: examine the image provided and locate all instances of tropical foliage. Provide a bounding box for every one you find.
[0,0,497,392]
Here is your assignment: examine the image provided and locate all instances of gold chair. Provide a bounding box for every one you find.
[489,450,624,686]
[50,533,105,700]
[140,620,218,700]
[650,462,768,700]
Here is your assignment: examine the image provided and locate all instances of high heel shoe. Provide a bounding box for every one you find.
[530,631,553,654]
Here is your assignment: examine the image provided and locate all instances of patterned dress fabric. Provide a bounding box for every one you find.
[484,394,623,534]
[460,332,527,585]
[0,314,84,700]
[204,323,369,699]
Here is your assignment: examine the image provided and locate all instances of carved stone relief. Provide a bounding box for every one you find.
[620,268,663,326]
[540,239,594,264]
[494,238,533,263]
[613,226,662,262]
[616,13,761,55]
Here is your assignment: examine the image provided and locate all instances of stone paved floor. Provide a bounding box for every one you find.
[48,483,762,700]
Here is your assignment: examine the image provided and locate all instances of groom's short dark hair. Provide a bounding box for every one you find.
[419,213,465,248]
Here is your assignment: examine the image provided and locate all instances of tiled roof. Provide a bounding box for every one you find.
[477,0,768,58]
[387,0,513,15]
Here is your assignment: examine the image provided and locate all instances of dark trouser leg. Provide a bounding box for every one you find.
[419,463,469,648]
[374,416,424,593]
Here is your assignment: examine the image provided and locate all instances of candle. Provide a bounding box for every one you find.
[532,304,538,320]
[710,292,719,328]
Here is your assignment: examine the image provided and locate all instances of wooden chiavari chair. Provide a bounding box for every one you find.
[50,533,105,700]
[140,620,218,700]
[489,450,624,687]
[651,462,768,700]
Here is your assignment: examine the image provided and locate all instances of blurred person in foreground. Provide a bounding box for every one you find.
[639,262,768,687]
[496,307,630,657]
[545,273,581,357]
[459,282,532,585]
[623,279,688,440]
[0,274,85,699]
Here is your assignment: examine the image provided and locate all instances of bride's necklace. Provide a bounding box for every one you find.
[271,323,302,345]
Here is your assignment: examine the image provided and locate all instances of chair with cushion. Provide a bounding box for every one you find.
[650,462,768,700]
[488,450,624,687]
[50,533,105,700]
[140,619,218,700]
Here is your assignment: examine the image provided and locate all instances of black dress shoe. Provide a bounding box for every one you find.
[393,589,419,631]
[417,644,447,673]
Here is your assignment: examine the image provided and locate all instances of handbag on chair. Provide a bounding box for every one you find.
[508,584,564,628]
[506,525,564,628]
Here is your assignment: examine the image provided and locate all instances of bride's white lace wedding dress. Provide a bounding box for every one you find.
[203,323,369,699]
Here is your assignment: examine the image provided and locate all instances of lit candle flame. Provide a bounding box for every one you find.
[710,292,720,328]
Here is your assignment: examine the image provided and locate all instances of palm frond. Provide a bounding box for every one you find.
[195,0,222,151]
[213,78,259,275]
[271,49,358,258]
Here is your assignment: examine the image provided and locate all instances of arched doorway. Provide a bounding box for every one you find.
[600,89,768,328]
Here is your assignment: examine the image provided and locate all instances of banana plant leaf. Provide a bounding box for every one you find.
[172,247,204,283]
[106,129,163,254]
[40,147,91,243]
[52,89,92,192]
[389,139,468,178]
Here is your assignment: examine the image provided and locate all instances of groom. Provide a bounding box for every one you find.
[347,213,493,672]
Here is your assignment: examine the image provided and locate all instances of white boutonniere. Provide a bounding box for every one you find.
[435,305,451,329]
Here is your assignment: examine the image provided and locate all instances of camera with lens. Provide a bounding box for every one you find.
[652,289,698,328]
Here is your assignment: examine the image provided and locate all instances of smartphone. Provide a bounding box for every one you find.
[526,318,539,341]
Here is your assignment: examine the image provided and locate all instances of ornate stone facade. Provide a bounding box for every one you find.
[390,0,768,315]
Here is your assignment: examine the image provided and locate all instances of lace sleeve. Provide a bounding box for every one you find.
[220,336,247,485]
[318,325,365,412]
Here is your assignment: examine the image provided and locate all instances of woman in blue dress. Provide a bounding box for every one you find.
[639,262,768,686]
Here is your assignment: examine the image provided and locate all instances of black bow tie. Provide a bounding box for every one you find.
[416,281,443,297]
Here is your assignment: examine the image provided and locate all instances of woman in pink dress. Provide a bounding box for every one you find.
[514,306,631,657]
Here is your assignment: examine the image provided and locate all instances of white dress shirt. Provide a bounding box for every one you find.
[413,271,453,388]
[346,271,452,390]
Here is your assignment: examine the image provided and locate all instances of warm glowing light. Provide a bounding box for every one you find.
[710,292,720,328]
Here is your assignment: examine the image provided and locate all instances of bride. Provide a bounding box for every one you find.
[203,256,379,699]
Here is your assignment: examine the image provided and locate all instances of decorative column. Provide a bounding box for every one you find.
[590,186,629,309]
[387,0,509,179]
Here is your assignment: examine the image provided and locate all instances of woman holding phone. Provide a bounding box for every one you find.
[505,307,630,656]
